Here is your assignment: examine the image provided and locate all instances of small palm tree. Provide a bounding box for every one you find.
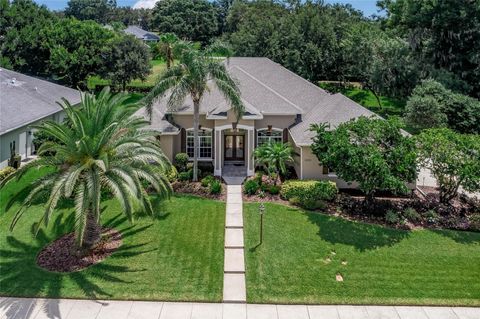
[2,88,172,251]
[143,44,244,182]
[253,142,294,185]
[157,33,179,69]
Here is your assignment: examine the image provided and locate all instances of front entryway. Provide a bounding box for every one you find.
[224,134,245,162]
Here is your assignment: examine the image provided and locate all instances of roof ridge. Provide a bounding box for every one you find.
[232,65,305,114]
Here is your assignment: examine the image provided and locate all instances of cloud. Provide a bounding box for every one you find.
[133,0,159,9]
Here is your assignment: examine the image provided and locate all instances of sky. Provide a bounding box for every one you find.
[34,0,383,17]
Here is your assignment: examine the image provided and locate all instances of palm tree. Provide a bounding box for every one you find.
[2,88,172,252]
[157,33,178,69]
[143,44,244,182]
[253,142,294,185]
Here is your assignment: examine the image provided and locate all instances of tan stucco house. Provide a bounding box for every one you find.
[139,57,378,187]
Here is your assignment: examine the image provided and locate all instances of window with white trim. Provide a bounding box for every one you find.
[257,128,282,146]
[186,129,212,159]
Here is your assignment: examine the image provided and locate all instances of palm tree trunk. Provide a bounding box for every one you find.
[192,99,200,182]
[166,48,172,69]
[82,211,102,250]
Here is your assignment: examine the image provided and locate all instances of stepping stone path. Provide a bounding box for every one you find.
[223,184,247,303]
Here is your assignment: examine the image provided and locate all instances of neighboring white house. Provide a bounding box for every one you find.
[0,69,80,168]
[137,57,400,189]
[124,25,160,42]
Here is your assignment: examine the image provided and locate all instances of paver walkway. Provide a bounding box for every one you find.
[1,297,479,319]
[222,183,247,303]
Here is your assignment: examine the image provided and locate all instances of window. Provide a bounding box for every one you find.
[257,128,282,146]
[186,129,212,159]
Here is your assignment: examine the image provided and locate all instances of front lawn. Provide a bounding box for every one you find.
[243,202,480,305]
[0,169,225,302]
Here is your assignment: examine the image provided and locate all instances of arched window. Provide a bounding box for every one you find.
[186,128,212,159]
[257,128,282,146]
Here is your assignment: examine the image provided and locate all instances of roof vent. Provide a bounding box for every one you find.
[11,78,16,84]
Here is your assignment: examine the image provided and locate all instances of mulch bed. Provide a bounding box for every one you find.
[36,228,122,273]
[172,181,226,201]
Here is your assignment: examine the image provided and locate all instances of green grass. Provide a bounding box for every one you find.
[244,202,480,306]
[319,82,406,117]
[0,169,225,301]
[87,59,167,90]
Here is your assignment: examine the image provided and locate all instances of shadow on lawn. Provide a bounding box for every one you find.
[0,213,154,319]
[306,210,410,251]
[432,229,480,245]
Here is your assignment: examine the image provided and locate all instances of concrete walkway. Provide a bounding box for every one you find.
[1,297,479,319]
[222,183,247,303]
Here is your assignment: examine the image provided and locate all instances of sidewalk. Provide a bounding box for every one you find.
[1,297,479,319]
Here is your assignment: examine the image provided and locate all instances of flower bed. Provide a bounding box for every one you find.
[172,180,226,201]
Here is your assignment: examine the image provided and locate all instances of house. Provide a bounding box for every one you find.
[124,26,160,42]
[0,69,80,168]
[139,57,381,188]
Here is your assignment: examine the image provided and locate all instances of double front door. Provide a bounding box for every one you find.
[224,134,245,161]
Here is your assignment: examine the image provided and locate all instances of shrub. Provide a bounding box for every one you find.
[403,207,421,222]
[0,166,15,183]
[244,180,260,195]
[280,180,337,203]
[385,210,400,224]
[209,180,222,194]
[424,209,440,224]
[468,214,480,231]
[201,175,215,187]
[260,183,269,192]
[165,165,178,182]
[268,185,281,195]
[174,153,189,172]
[302,198,327,210]
[178,171,191,181]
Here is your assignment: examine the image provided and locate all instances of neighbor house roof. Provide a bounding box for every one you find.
[124,26,160,41]
[0,69,81,135]
[144,57,376,144]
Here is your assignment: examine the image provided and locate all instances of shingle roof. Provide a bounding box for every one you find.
[147,57,376,142]
[124,26,160,41]
[0,69,81,135]
[289,93,378,145]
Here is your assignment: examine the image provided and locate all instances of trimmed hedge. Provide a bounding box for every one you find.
[209,180,222,194]
[280,180,337,203]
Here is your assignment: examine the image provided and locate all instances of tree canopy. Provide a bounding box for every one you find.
[415,128,480,204]
[151,0,220,44]
[310,117,417,201]
[101,35,151,90]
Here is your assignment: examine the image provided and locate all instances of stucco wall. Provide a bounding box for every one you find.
[159,135,174,163]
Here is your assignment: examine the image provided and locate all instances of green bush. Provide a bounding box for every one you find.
[403,207,421,222]
[174,153,189,172]
[0,166,15,183]
[209,180,222,194]
[166,165,178,183]
[201,175,215,187]
[280,180,337,203]
[302,198,327,210]
[385,210,400,224]
[424,210,440,224]
[244,180,260,195]
[468,214,480,231]
[178,171,191,181]
[268,185,281,195]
